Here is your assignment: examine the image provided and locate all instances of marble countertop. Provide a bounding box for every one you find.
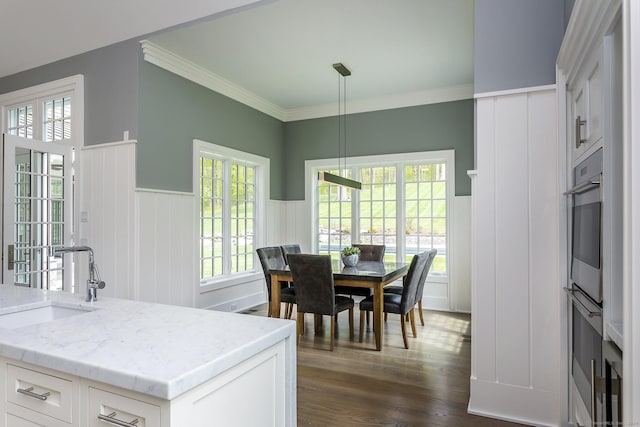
[0,285,295,400]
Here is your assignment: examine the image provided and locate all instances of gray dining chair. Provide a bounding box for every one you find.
[287,254,354,351]
[280,244,302,265]
[359,251,429,349]
[384,249,437,326]
[335,244,386,298]
[256,246,296,319]
[335,244,386,325]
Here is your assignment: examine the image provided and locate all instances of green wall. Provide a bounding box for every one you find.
[283,99,474,199]
[138,61,286,198]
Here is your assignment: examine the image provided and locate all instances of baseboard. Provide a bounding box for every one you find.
[468,378,560,427]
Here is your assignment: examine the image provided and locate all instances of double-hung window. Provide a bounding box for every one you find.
[195,140,267,286]
[310,150,454,279]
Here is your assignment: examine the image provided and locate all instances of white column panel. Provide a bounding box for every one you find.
[135,189,196,307]
[78,141,135,300]
[473,97,497,382]
[527,91,561,393]
[494,94,531,387]
[469,87,560,427]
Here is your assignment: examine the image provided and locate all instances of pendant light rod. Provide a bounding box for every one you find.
[318,62,361,191]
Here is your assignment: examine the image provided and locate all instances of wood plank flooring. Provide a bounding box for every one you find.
[244,303,525,427]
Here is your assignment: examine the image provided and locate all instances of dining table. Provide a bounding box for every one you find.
[269,259,410,351]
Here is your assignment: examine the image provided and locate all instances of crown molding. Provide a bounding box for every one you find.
[283,84,474,122]
[557,0,621,83]
[141,40,473,123]
[140,40,287,121]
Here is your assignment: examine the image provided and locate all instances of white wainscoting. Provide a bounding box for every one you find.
[266,200,310,251]
[469,87,561,426]
[135,189,196,307]
[78,141,136,300]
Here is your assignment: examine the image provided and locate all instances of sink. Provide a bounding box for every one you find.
[0,304,93,329]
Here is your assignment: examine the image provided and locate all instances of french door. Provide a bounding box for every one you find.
[2,134,73,290]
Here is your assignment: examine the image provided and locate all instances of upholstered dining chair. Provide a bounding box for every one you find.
[280,244,302,265]
[335,244,386,326]
[256,247,296,319]
[335,244,386,299]
[287,254,354,351]
[352,243,386,261]
[359,251,429,349]
[384,249,437,326]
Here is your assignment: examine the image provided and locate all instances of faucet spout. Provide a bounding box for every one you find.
[53,246,106,302]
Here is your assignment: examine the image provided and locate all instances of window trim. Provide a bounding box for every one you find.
[305,149,455,283]
[193,139,269,291]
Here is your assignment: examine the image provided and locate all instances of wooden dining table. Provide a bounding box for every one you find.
[269,259,410,351]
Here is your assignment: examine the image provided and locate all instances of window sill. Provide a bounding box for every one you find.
[199,271,262,293]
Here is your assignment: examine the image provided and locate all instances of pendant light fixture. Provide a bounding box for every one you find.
[317,62,362,190]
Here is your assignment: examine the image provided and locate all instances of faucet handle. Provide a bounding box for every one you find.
[93,264,106,289]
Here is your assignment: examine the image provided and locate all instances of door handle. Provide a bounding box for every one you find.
[7,244,14,270]
[576,115,587,148]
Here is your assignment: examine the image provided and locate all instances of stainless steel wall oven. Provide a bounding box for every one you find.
[569,148,603,303]
[565,148,605,426]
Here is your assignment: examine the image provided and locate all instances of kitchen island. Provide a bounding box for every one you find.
[0,285,296,426]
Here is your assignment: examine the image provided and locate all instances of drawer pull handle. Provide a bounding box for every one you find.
[98,411,139,426]
[16,386,50,401]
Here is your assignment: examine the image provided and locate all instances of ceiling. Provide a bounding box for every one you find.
[1,0,474,120]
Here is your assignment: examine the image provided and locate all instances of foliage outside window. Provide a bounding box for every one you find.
[314,154,451,278]
[197,141,264,285]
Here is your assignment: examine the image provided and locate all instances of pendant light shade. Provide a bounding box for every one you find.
[318,62,361,191]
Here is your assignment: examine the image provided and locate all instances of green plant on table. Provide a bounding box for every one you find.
[341,247,361,256]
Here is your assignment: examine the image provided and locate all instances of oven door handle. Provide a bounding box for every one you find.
[563,287,602,318]
[563,175,601,195]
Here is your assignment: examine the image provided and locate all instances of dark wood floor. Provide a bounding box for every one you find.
[244,303,525,427]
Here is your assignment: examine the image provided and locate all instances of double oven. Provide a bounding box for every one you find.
[565,148,621,426]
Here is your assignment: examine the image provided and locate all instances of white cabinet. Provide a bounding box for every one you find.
[1,340,289,427]
[570,44,604,164]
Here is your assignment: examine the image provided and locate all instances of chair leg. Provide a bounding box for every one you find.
[267,300,273,318]
[349,308,354,340]
[330,314,335,351]
[384,312,388,322]
[418,299,425,326]
[400,314,409,349]
[296,312,304,344]
[366,311,370,326]
[409,308,417,338]
[359,310,365,342]
[314,314,321,334]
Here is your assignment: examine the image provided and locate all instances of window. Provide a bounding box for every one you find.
[310,150,454,278]
[195,140,267,286]
[3,80,78,143]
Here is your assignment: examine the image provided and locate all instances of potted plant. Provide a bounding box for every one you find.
[340,246,361,267]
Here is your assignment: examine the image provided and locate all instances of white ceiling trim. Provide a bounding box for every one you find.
[141,40,287,120]
[283,83,474,122]
[141,40,473,123]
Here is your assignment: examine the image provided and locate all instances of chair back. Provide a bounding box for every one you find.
[399,252,429,313]
[415,249,437,302]
[256,246,286,298]
[280,244,302,265]
[352,244,385,261]
[287,254,335,315]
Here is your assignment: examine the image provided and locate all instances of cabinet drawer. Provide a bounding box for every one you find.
[6,364,74,423]
[6,412,46,426]
[88,387,160,427]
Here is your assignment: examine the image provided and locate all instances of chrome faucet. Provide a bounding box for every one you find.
[53,246,106,302]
